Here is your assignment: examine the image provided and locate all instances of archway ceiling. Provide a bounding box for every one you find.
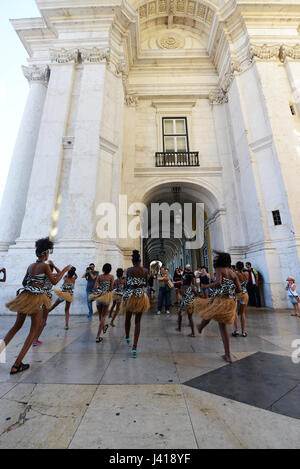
[125,0,223,67]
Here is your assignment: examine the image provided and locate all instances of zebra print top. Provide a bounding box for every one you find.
[123,277,147,300]
[210,278,236,299]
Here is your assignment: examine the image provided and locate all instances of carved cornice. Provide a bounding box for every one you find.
[249,44,300,63]
[81,47,110,64]
[22,65,50,86]
[50,48,79,64]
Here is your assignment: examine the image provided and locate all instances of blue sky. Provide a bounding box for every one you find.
[0,0,40,205]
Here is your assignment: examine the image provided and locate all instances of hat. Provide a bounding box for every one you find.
[286,276,295,282]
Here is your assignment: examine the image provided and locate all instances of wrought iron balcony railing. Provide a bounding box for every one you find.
[155,152,199,167]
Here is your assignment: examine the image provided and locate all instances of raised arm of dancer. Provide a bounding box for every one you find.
[49,260,61,274]
[45,264,72,285]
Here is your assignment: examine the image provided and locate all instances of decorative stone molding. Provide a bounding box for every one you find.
[249,44,300,63]
[209,88,228,105]
[22,65,50,86]
[50,48,79,64]
[158,33,185,49]
[138,0,214,25]
[125,94,139,107]
[81,47,110,64]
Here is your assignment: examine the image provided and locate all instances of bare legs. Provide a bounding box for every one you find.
[187,313,195,337]
[197,318,232,363]
[110,301,121,326]
[219,323,232,363]
[125,311,143,351]
[65,302,71,329]
[233,303,247,335]
[96,304,109,341]
[4,311,42,372]
[35,307,49,341]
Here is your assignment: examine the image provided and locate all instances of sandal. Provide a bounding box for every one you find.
[10,363,30,375]
[96,337,103,343]
[188,333,196,337]
[125,337,131,345]
[103,324,109,334]
[232,331,239,337]
[242,332,248,337]
[131,350,137,358]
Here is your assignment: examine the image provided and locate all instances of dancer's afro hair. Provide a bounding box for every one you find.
[35,237,54,258]
[213,251,232,269]
[131,250,141,264]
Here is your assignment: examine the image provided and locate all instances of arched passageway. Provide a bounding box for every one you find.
[141,181,222,274]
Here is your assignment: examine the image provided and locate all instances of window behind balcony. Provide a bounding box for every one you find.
[163,118,189,153]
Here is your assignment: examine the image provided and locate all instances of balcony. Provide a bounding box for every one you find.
[155,152,199,167]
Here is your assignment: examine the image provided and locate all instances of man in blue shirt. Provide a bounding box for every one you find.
[82,263,99,318]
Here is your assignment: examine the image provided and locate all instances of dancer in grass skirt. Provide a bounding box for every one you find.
[123,250,150,358]
[109,268,126,327]
[3,238,71,375]
[48,267,77,330]
[89,264,114,343]
[33,260,61,346]
[195,251,241,364]
[232,262,249,338]
[176,272,198,337]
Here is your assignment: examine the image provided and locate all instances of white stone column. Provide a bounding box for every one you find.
[284,58,300,115]
[0,65,49,250]
[61,57,108,245]
[18,53,76,243]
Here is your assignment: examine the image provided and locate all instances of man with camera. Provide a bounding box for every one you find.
[82,263,99,318]
[0,267,6,283]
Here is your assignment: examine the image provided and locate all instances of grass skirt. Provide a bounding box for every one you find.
[54,290,74,303]
[6,291,51,315]
[236,292,249,306]
[179,303,194,315]
[194,297,237,325]
[89,291,112,305]
[113,293,123,304]
[125,293,150,314]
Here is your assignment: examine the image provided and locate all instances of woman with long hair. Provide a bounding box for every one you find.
[109,268,126,327]
[123,250,150,358]
[232,262,249,337]
[89,264,114,343]
[195,251,241,364]
[47,266,77,330]
[3,237,71,374]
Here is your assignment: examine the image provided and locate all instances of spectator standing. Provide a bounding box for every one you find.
[82,263,99,318]
[173,267,183,304]
[157,267,172,315]
[246,262,261,307]
[286,277,300,317]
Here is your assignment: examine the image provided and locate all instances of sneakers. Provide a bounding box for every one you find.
[157,310,161,315]
[166,310,170,315]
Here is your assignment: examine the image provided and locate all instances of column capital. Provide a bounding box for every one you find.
[50,48,79,64]
[209,88,228,105]
[80,47,110,64]
[22,65,50,86]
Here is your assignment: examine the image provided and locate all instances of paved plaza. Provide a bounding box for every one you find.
[0,305,300,449]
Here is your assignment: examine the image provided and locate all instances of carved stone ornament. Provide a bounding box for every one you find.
[22,65,50,86]
[81,47,110,63]
[158,34,185,49]
[125,94,139,106]
[249,44,300,63]
[50,48,79,64]
[209,88,228,105]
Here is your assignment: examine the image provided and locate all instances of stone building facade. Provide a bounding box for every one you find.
[0,0,300,311]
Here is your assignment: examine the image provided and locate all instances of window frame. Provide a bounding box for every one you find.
[162,117,190,153]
